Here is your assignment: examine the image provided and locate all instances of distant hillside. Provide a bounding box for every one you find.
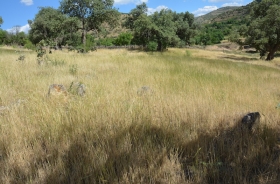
[194,4,251,25]
[211,5,251,23]
[194,7,239,24]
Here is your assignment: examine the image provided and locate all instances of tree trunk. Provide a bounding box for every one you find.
[81,20,87,47]
[266,45,279,61]
[82,29,87,46]
[266,51,275,61]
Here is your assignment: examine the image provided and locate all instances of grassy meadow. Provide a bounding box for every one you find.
[0,46,280,183]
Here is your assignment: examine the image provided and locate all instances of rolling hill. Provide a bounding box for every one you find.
[194,4,251,25]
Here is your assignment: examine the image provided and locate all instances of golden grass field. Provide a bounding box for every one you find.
[0,46,280,183]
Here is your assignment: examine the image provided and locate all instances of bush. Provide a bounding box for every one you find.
[69,64,78,76]
[147,41,158,52]
[113,32,133,46]
[85,34,95,52]
[24,39,36,50]
[96,37,115,46]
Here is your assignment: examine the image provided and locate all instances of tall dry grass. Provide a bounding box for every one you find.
[0,47,280,183]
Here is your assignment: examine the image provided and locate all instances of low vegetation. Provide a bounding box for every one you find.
[0,46,280,183]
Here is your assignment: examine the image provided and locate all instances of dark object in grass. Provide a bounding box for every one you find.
[241,112,261,131]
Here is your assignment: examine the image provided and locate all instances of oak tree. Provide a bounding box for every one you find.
[59,0,120,46]
[243,0,280,60]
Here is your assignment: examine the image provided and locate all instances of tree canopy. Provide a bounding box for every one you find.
[59,0,120,46]
[241,0,280,60]
[126,3,196,51]
[28,7,78,47]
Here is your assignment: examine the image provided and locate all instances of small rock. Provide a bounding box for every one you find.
[241,112,261,131]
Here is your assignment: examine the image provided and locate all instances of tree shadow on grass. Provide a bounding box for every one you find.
[220,55,258,62]
[3,118,280,183]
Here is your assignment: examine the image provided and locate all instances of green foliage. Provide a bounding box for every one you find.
[127,3,196,51]
[36,40,47,65]
[75,45,86,53]
[59,0,120,46]
[29,7,76,46]
[74,34,97,53]
[194,18,248,46]
[96,37,115,46]
[113,32,133,46]
[240,0,280,60]
[15,32,28,46]
[146,41,158,52]
[0,28,31,46]
[185,50,192,57]
[0,29,7,45]
[69,64,78,75]
[173,12,196,45]
[123,3,148,30]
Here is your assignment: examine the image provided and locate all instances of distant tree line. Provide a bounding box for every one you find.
[123,3,196,51]
[0,0,279,60]
[194,18,248,46]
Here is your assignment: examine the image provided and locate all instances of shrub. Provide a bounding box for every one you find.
[69,64,78,76]
[113,32,133,46]
[147,41,158,52]
[24,39,36,50]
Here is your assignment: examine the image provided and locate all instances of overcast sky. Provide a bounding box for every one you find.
[0,0,253,33]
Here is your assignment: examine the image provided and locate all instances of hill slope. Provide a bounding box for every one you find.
[195,4,251,25]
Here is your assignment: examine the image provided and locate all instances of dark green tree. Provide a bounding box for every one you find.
[15,32,27,46]
[123,3,148,30]
[59,0,120,46]
[29,7,78,47]
[242,0,280,60]
[173,12,196,46]
[150,9,179,51]
[131,14,152,47]
[0,30,7,44]
[127,3,195,51]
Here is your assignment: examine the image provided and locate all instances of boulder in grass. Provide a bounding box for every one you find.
[77,83,86,97]
[241,112,261,131]
[48,84,68,98]
[137,86,153,96]
[69,82,86,97]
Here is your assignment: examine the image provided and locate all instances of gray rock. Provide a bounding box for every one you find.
[48,84,68,97]
[69,82,86,97]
